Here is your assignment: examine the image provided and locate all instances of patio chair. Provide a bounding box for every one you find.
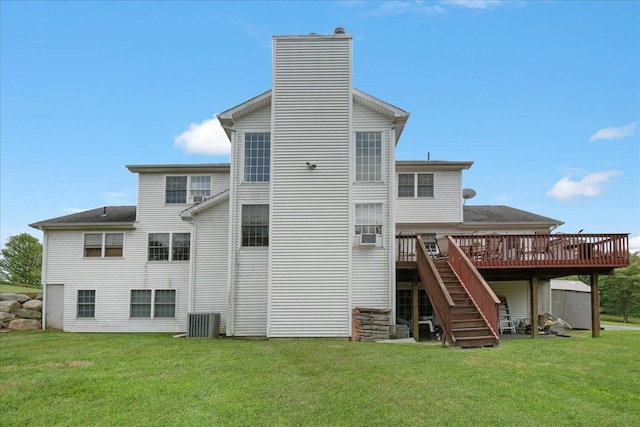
[532,235,553,260]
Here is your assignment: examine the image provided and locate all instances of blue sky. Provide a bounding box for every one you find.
[1,0,638,251]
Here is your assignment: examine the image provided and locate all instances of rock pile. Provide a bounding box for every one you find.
[0,292,43,332]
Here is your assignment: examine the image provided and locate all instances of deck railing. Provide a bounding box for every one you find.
[416,236,455,345]
[448,233,629,269]
[447,236,501,338]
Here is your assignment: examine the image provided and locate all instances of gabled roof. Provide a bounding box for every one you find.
[180,190,230,220]
[217,88,410,143]
[30,206,137,231]
[462,205,563,227]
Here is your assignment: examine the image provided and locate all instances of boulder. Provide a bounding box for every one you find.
[17,309,42,320]
[8,318,42,331]
[0,293,30,303]
[36,293,44,300]
[0,311,15,325]
[0,300,20,314]
[22,299,43,311]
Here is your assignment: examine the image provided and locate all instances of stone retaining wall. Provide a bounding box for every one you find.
[0,292,43,332]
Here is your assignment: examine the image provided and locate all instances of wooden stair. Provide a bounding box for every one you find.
[433,259,499,348]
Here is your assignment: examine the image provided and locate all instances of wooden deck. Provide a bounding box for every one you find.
[397,233,629,279]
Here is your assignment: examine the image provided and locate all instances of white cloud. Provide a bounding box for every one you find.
[589,121,637,142]
[174,116,230,155]
[546,170,622,201]
[629,233,640,254]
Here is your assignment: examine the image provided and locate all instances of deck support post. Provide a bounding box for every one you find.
[530,276,538,338]
[412,272,419,342]
[591,271,600,338]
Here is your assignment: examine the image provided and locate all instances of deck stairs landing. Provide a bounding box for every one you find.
[431,259,499,348]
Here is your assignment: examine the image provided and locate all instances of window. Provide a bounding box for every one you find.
[172,233,191,261]
[397,174,415,198]
[130,289,175,318]
[77,290,95,318]
[165,175,211,204]
[397,173,434,198]
[166,176,187,203]
[148,233,190,261]
[356,132,382,182]
[417,173,434,198]
[355,203,383,235]
[244,133,270,182]
[84,233,123,257]
[242,204,269,247]
[130,290,152,317]
[154,290,176,318]
[190,176,211,201]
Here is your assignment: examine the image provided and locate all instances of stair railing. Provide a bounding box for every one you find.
[416,235,456,346]
[446,236,501,339]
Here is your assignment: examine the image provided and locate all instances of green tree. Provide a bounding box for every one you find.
[600,252,640,323]
[0,233,43,288]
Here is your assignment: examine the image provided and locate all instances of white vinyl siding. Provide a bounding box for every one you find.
[395,170,463,224]
[268,35,352,337]
[489,281,530,326]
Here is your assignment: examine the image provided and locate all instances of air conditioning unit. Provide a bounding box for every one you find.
[360,233,378,246]
[192,195,204,204]
[187,312,220,338]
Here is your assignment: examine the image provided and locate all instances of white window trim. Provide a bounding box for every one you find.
[129,289,177,319]
[354,130,385,184]
[165,175,213,205]
[82,232,124,258]
[242,132,271,184]
[76,289,96,319]
[396,172,435,198]
[147,232,191,262]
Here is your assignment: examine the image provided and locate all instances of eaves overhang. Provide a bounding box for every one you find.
[126,164,230,174]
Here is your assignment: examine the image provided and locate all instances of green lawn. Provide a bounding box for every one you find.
[600,314,640,325]
[1,331,639,426]
[0,283,41,295]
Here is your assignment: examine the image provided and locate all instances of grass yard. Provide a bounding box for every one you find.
[1,331,639,426]
[0,284,41,295]
[600,314,640,325]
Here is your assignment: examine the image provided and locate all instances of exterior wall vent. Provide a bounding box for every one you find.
[187,312,220,338]
[334,26,346,34]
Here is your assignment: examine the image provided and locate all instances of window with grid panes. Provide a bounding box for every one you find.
[172,233,190,261]
[244,133,270,182]
[77,290,95,318]
[190,176,211,201]
[154,290,176,318]
[104,233,123,257]
[355,203,383,235]
[398,174,415,197]
[355,132,382,182]
[417,173,434,197]
[130,290,152,317]
[242,204,269,247]
[148,233,170,261]
[166,176,187,203]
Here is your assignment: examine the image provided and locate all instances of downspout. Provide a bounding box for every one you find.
[388,127,397,325]
[40,230,48,330]
[188,222,197,313]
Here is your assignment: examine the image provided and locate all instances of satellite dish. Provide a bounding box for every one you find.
[462,188,477,200]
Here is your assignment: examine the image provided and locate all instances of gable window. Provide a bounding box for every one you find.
[242,204,269,247]
[397,174,415,198]
[417,174,434,197]
[130,289,176,318]
[148,233,190,261]
[166,176,187,203]
[356,132,382,182]
[244,132,270,182]
[84,233,124,257]
[77,290,95,318]
[355,203,383,235]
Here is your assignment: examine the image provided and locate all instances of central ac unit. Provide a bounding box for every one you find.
[187,312,220,338]
[360,233,377,246]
